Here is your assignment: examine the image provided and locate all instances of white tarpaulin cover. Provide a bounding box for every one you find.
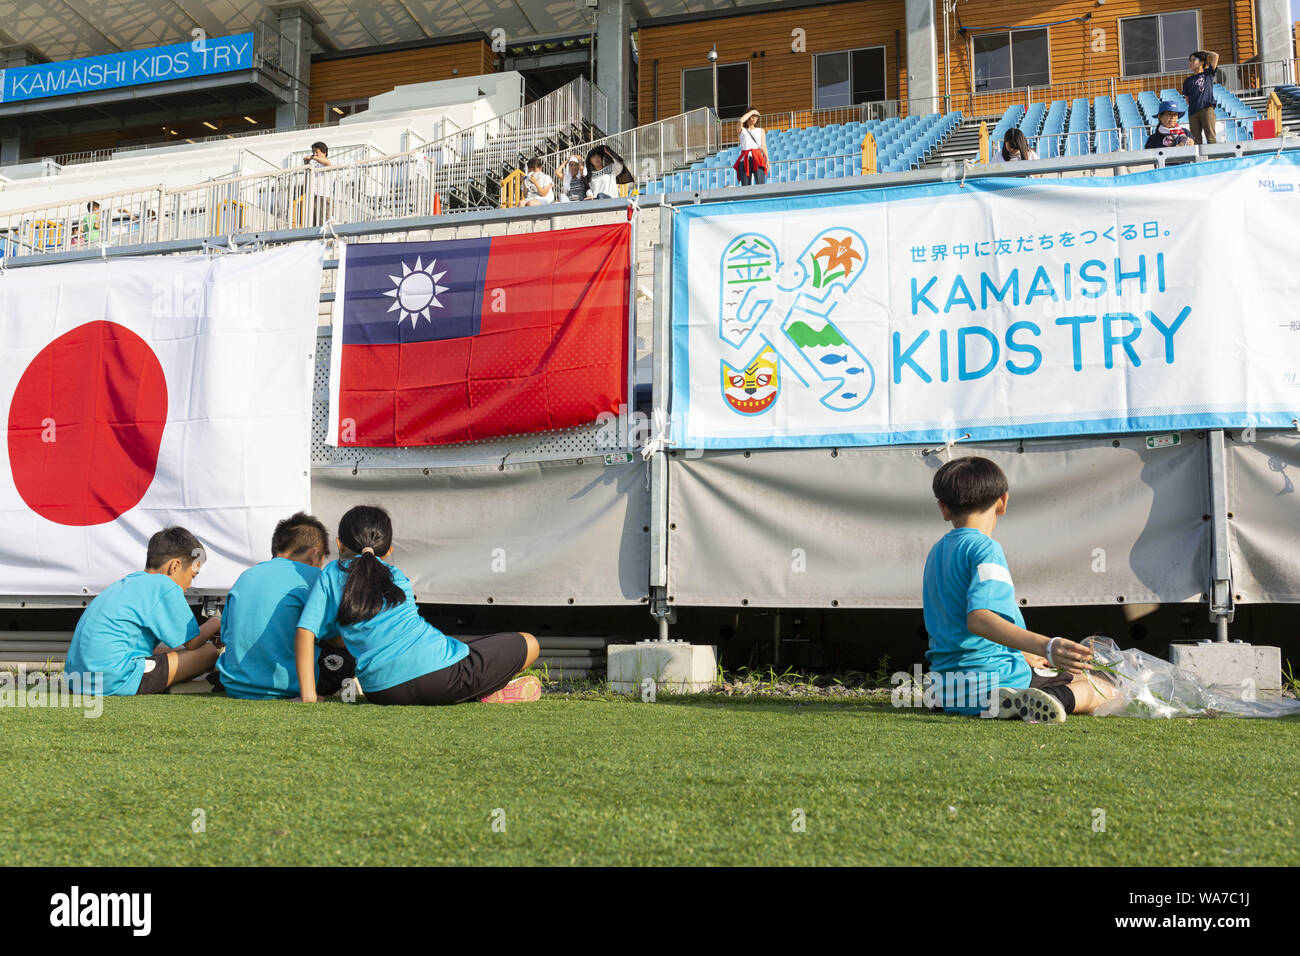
[0,243,324,594]
[671,153,1300,448]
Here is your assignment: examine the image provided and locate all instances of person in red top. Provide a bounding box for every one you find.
[734,109,769,186]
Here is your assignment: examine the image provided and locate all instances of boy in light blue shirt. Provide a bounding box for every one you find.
[922,457,1107,722]
[216,512,355,700]
[65,527,221,695]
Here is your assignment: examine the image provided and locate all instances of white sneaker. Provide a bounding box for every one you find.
[1005,686,1067,723]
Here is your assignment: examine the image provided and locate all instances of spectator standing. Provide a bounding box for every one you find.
[1144,101,1192,149]
[559,155,587,202]
[1183,51,1220,145]
[520,157,554,206]
[305,141,332,167]
[991,127,1039,163]
[299,140,332,226]
[77,201,103,244]
[734,109,769,185]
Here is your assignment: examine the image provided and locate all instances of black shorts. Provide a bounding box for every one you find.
[316,641,358,696]
[136,652,172,695]
[1029,667,1075,691]
[366,632,528,706]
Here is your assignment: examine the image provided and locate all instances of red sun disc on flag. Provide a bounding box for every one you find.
[7,320,168,526]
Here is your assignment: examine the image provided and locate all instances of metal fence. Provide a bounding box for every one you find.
[661,151,862,191]
[922,58,1300,120]
[1,77,610,256]
[717,101,900,145]
[534,107,719,191]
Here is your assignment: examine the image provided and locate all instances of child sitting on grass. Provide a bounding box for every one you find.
[923,457,1108,723]
[216,512,355,700]
[294,504,542,705]
[64,527,221,695]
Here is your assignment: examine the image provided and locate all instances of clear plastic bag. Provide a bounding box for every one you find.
[1084,636,1300,719]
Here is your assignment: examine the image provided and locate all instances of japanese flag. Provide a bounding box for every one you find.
[0,242,325,595]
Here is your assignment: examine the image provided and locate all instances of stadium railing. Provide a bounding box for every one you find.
[715,100,901,147]
[650,151,862,191]
[284,143,386,168]
[0,77,610,255]
[535,107,720,192]
[922,59,1300,121]
[1214,57,1298,93]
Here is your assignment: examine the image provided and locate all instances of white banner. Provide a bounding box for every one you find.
[671,154,1300,448]
[0,243,325,595]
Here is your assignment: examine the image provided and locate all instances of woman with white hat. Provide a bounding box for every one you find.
[734,108,769,186]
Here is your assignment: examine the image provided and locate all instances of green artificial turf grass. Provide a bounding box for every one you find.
[1,694,1296,866]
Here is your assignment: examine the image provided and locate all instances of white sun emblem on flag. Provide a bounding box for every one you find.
[383,257,449,327]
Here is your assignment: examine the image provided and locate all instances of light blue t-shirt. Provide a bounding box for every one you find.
[923,528,1032,714]
[297,558,467,693]
[217,557,323,700]
[65,571,200,695]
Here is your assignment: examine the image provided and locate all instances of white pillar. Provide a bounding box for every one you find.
[1254,0,1295,87]
[596,0,633,133]
[905,0,939,116]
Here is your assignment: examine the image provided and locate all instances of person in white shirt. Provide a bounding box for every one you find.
[990,127,1039,163]
[585,146,623,199]
[520,157,554,206]
[734,109,769,185]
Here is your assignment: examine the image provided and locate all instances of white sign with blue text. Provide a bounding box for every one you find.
[670,153,1300,448]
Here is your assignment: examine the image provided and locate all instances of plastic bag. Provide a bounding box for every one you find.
[1084,636,1300,719]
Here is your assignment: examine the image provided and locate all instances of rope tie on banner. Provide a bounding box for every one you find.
[625,195,641,221]
[923,433,971,461]
[640,407,672,461]
[321,220,340,243]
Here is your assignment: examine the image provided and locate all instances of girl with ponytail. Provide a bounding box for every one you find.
[295,505,541,705]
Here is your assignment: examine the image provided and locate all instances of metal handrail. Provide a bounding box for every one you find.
[915,59,1300,120]
[534,106,720,192]
[1,78,610,255]
[717,101,900,145]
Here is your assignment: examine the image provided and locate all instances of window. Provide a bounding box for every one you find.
[971,28,1049,92]
[682,62,749,118]
[1120,11,1199,76]
[324,98,368,124]
[814,47,887,108]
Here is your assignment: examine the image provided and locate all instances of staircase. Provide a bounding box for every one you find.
[923,117,985,169]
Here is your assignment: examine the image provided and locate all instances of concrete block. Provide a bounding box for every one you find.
[607,640,717,694]
[1167,642,1282,690]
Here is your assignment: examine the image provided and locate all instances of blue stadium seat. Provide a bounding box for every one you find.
[1093,96,1119,153]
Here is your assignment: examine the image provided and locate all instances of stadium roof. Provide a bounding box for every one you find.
[0,0,814,63]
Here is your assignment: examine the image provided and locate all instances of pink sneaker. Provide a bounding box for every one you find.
[479,675,542,704]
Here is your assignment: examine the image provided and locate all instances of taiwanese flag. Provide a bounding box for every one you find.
[329,222,630,446]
